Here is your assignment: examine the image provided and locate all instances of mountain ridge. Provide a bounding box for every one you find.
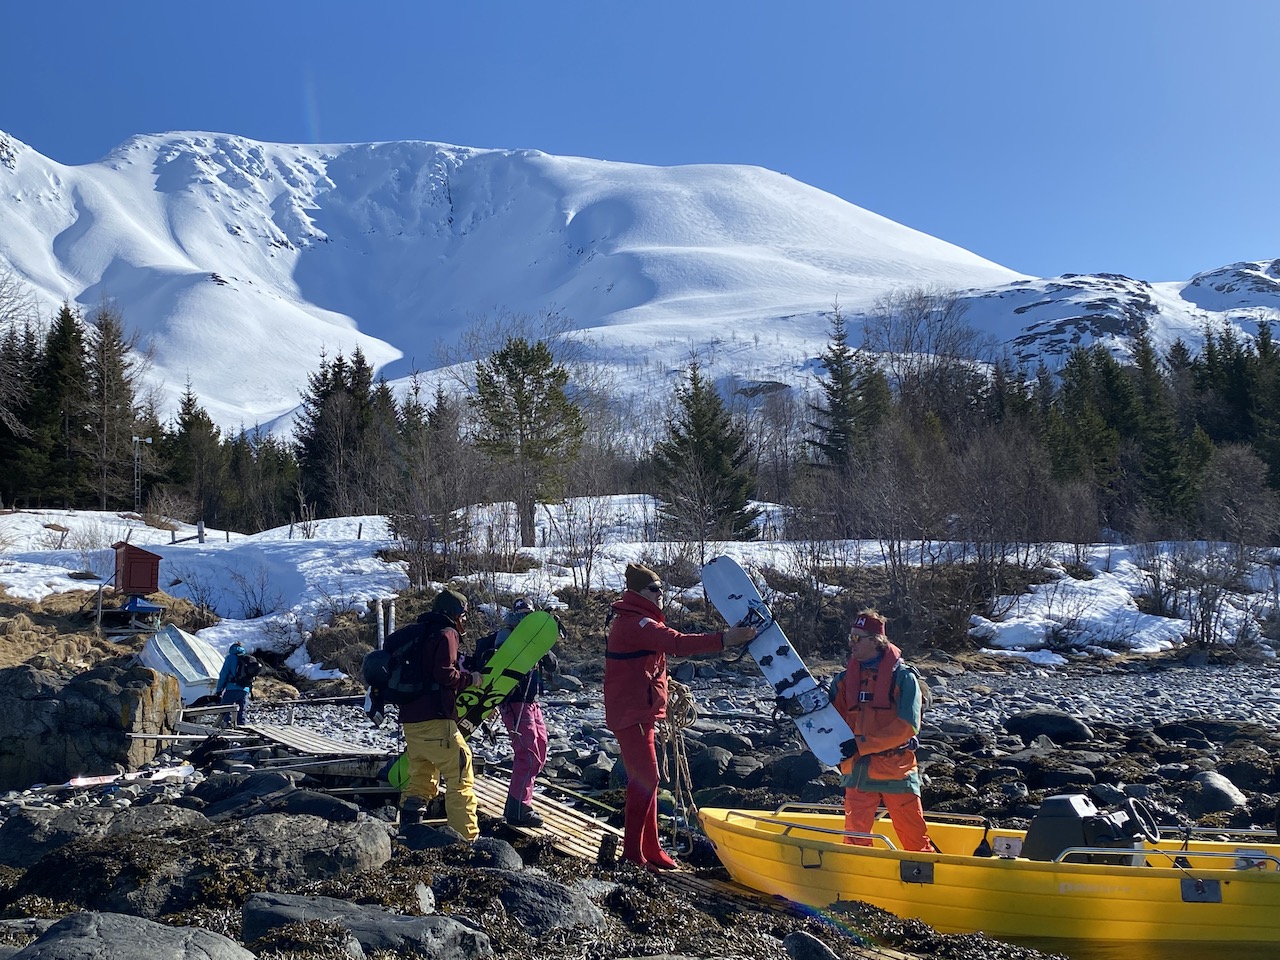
[1,128,1276,431]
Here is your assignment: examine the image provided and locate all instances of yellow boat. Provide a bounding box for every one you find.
[699,795,1280,945]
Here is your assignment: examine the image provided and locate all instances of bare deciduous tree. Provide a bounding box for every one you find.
[1198,444,1280,549]
[862,285,994,433]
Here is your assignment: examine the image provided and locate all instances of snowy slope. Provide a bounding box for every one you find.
[1,128,1276,431]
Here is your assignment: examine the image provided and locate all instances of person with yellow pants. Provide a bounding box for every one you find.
[398,588,481,840]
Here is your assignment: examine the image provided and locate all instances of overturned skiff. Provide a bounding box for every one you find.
[699,796,1280,945]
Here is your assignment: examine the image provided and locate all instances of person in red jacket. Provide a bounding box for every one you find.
[399,588,483,840]
[605,562,756,869]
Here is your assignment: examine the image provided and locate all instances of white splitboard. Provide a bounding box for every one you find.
[701,555,855,768]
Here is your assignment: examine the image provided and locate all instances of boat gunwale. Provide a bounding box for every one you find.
[770,801,1280,844]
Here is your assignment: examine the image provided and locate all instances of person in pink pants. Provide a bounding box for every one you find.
[475,598,559,826]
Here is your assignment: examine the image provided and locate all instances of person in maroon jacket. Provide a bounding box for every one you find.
[605,562,756,869]
[399,587,483,840]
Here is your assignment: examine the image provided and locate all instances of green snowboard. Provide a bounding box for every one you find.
[385,753,409,791]
[456,610,559,737]
[385,753,410,791]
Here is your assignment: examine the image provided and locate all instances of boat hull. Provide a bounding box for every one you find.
[699,807,1280,944]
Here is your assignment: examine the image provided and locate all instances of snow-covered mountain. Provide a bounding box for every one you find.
[1,128,1276,431]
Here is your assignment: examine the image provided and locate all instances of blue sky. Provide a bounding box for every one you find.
[4,0,1277,282]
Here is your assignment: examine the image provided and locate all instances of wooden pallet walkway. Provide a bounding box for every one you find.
[240,723,387,757]
[473,775,621,862]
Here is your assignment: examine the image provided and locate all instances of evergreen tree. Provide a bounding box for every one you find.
[0,267,37,437]
[807,307,889,475]
[471,336,585,547]
[294,349,383,516]
[83,302,147,509]
[0,317,41,505]
[1192,324,1253,445]
[357,377,403,515]
[31,303,91,506]
[225,427,299,532]
[1247,323,1280,487]
[1041,346,1130,528]
[984,356,1036,426]
[162,381,227,521]
[1131,332,1191,525]
[653,361,759,552]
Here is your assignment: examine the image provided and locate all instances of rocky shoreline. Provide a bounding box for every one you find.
[1,651,1277,959]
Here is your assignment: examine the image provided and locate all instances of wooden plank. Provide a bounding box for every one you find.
[182,704,236,716]
[242,723,386,757]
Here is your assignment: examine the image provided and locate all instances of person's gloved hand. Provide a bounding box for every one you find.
[903,735,920,752]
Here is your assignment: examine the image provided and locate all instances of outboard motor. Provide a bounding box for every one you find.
[1022,795,1146,865]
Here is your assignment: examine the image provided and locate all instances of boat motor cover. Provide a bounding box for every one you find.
[1022,794,1144,864]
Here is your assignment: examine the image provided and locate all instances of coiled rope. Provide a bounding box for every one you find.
[656,677,700,854]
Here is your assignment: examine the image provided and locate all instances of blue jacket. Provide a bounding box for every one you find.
[217,648,251,694]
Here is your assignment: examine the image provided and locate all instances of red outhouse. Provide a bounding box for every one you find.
[112,542,162,596]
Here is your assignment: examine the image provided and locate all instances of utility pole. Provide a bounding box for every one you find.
[132,435,152,513]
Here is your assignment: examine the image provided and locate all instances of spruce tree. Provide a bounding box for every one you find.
[0,318,41,505]
[295,349,383,516]
[31,303,91,506]
[0,267,37,437]
[83,302,146,509]
[653,361,759,551]
[811,311,890,473]
[225,427,298,532]
[1131,332,1191,525]
[471,336,585,547]
[164,381,227,521]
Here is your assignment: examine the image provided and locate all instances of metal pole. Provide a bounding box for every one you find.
[132,436,152,513]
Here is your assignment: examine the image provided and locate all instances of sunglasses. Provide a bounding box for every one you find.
[645,583,664,594]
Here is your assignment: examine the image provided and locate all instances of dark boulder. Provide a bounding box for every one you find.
[784,929,841,960]
[8,813,392,919]
[399,822,470,851]
[750,752,823,790]
[0,804,209,869]
[467,837,523,871]
[1004,708,1093,745]
[434,870,605,938]
[242,892,492,959]
[9,911,252,960]
[686,744,732,783]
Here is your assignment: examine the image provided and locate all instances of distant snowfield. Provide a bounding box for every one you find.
[3,502,1268,682]
[3,129,1276,434]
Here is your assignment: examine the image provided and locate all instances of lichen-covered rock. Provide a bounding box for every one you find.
[0,661,180,791]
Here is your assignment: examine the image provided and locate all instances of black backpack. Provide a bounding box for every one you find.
[468,630,502,675]
[231,653,262,686]
[362,621,438,706]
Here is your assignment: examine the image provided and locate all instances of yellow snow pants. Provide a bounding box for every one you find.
[401,718,478,841]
